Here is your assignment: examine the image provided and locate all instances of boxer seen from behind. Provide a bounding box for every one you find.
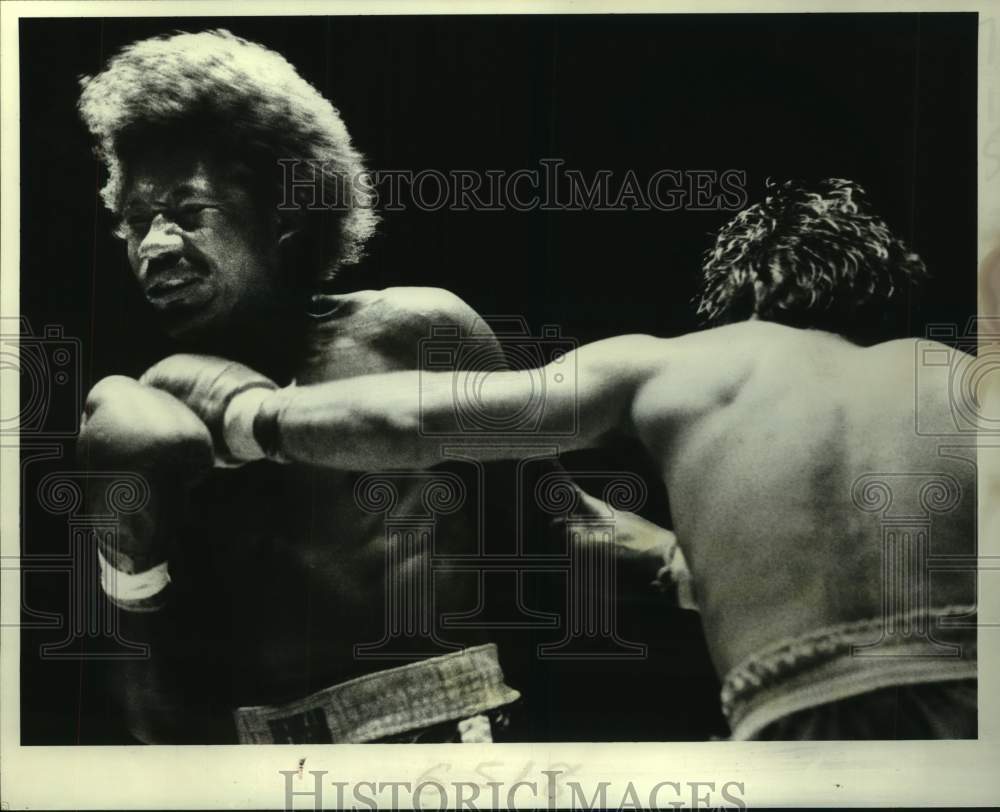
[157,179,978,739]
[77,30,671,745]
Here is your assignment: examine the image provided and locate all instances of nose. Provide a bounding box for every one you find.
[137,214,184,275]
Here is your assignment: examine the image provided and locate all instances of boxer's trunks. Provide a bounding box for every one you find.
[721,605,977,740]
[233,643,520,744]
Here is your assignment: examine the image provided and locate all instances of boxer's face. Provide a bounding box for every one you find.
[120,149,279,344]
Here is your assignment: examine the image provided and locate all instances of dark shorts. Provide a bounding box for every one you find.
[722,606,978,740]
[753,678,977,740]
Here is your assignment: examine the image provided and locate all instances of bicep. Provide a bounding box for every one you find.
[424,333,666,452]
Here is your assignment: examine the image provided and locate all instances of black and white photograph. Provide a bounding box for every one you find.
[2,1,999,808]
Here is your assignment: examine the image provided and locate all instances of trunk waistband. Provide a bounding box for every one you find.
[234,643,521,744]
[721,605,978,740]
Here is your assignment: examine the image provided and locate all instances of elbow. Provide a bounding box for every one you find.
[120,690,218,745]
[121,697,181,745]
[126,716,169,745]
[116,670,190,744]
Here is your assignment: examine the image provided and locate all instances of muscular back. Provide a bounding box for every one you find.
[628,322,976,674]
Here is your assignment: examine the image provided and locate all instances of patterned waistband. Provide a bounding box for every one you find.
[234,643,521,744]
[721,605,978,739]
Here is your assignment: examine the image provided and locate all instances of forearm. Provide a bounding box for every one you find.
[79,446,223,741]
[250,368,569,470]
[195,335,662,471]
[255,371,437,469]
[98,524,233,743]
[108,610,226,743]
[98,531,232,743]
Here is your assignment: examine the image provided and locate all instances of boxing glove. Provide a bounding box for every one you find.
[77,375,214,576]
[140,354,278,466]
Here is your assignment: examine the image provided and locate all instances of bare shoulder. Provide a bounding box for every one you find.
[330,287,495,372]
[864,336,970,362]
[626,324,793,430]
[575,334,673,376]
[374,287,489,336]
[858,337,975,390]
[317,287,486,335]
[576,329,761,384]
[615,322,785,374]
[299,288,492,379]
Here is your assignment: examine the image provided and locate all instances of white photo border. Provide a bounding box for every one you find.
[2,1,998,808]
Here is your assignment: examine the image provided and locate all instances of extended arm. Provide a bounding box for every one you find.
[143,334,667,471]
[260,364,574,469]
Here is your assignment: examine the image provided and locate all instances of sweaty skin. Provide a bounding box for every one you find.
[259,321,976,677]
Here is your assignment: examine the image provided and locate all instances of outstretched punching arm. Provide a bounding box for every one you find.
[141,334,667,471]
[143,334,685,600]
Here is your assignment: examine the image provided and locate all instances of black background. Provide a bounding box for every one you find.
[19,13,977,744]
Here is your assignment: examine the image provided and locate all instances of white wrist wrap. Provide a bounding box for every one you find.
[223,387,271,463]
[97,549,171,605]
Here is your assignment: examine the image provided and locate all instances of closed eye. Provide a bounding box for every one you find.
[175,204,219,230]
[115,214,152,240]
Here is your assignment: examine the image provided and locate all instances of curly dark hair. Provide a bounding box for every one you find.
[695,178,929,343]
[78,29,377,284]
